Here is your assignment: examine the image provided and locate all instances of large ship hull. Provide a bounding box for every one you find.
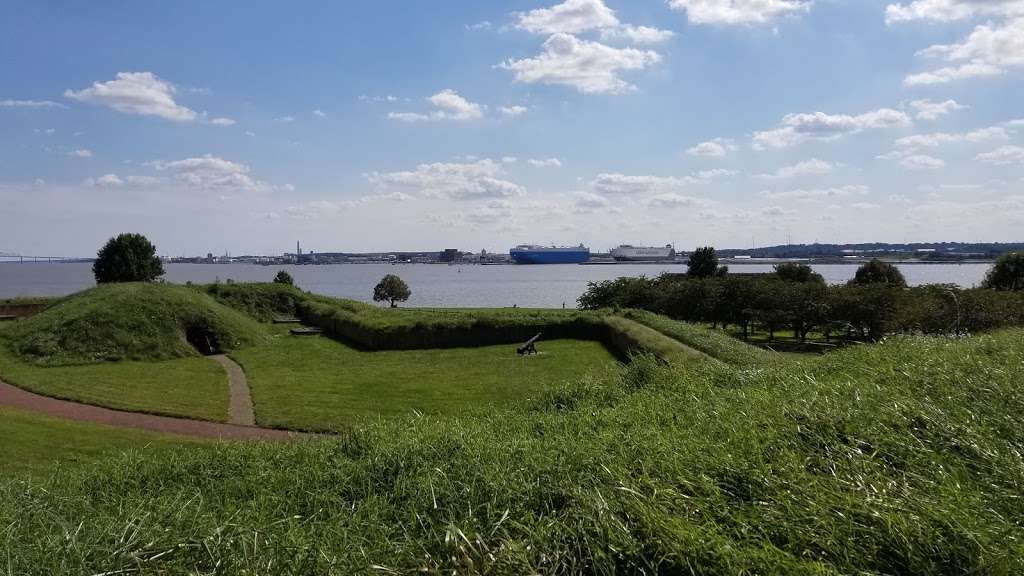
[610,245,676,262]
[510,248,590,264]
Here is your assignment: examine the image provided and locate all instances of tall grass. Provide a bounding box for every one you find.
[2,330,1021,573]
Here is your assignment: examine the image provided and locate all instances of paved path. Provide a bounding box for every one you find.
[209,354,256,426]
[0,379,297,441]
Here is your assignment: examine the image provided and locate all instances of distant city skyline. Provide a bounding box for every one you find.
[2,0,1023,256]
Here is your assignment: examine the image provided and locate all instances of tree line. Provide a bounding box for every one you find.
[579,248,1024,342]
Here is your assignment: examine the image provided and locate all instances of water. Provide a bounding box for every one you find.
[0,262,993,308]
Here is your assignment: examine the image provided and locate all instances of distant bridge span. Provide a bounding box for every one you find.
[0,253,84,263]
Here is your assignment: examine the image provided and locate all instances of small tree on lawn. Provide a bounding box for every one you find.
[849,259,907,288]
[373,274,411,308]
[687,246,727,278]
[273,270,294,285]
[982,252,1024,291]
[92,233,164,284]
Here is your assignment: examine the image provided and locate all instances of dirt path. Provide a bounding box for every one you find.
[0,379,297,441]
[209,354,255,426]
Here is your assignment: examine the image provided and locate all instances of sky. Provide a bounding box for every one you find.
[1,0,1023,257]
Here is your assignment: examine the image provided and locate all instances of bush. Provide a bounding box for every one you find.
[982,252,1024,291]
[273,270,294,285]
[92,233,164,284]
[849,259,907,288]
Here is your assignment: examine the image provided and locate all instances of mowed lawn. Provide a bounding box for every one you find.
[234,332,618,432]
[0,351,229,422]
[0,406,202,479]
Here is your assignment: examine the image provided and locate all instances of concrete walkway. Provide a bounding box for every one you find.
[209,354,256,426]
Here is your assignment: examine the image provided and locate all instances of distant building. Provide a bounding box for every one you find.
[439,248,461,263]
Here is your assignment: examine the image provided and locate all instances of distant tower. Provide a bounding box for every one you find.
[296,241,301,257]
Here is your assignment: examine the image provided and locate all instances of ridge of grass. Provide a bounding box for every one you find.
[2,330,1021,573]
[621,308,779,368]
[0,282,269,365]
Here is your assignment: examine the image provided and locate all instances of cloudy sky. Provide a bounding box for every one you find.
[2,0,1023,257]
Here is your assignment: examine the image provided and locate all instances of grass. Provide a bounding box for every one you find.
[1,282,268,365]
[622,308,780,367]
[1,329,1022,573]
[0,406,200,479]
[0,346,230,421]
[233,328,618,431]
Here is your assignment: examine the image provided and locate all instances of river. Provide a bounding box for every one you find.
[0,262,993,308]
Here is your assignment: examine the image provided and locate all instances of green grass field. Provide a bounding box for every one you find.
[1,329,1022,573]
[0,348,229,421]
[234,329,618,431]
[0,406,200,478]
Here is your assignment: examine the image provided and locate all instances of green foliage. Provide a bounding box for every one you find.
[849,258,907,288]
[2,330,1023,572]
[272,270,294,285]
[621,309,776,368]
[0,283,268,364]
[982,252,1024,291]
[774,262,825,284]
[373,274,411,307]
[203,281,304,321]
[92,233,165,284]
[687,246,728,278]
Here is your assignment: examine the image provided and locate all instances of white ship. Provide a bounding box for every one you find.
[610,244,676,262]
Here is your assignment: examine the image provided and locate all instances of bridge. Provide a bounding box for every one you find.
[0,251,84,263]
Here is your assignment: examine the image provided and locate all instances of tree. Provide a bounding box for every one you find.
[848,259,906,288]
[982,252,1024,291]
[92,233,164,284]
[373,274,411,308]
[273,270,294,285]
[687,246,727,278]
[774,262,825,285]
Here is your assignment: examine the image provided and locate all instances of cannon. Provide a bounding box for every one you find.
[517,332,542,355]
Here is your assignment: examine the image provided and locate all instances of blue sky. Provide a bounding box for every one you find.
[1,0,1023,256]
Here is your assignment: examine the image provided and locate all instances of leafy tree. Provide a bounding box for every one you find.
[373,274,411,308]
[577,276,656,310]
[687,246,727,278]
[273,270,294,285]
[982,252,1024,291]
[849,259,907,288]
[774,262,825,285]
[92,233,164,284]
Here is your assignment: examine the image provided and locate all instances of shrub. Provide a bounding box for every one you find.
[849,259,907,288]
[982,252,1024,291]
[273,270,294,285]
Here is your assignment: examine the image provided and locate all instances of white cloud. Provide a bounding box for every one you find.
[275,115,296,123]
[900,154,946,170]
[600,24,675,44]
[388,89,483,122]
[498,33,661,94]
[909,98,967,120]
[64,72,197,122]
[755,158,836,179]
[885,0,1024,24]
[904,18,1024,85]
[763,205,798,217]
[759,185,870,200]
[367,159,525,200]
[1,99,67,109]
[667,0,812,26]
[695,168,737,179]
[895,126,1010,148]
[976,145,1024,165]
[312,109,327,118]
[209,117,236,126]
[69,149,93,158]
[687,137,737,157]
[592,173,697,195]
[86,174,124,187]
[528,157,563,167]
[516,0,619,35]
[850,202,881,210]
[149,154,271,192]
[500,105,529,117]
[572,191,613,212]
[466,21,493,32]
[502,156,519,164]
[644,192,709,208]
[753,108,912,149]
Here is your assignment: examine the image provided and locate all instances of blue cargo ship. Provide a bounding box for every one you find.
[510,244,590,264]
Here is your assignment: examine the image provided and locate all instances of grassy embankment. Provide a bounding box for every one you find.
[0,329,1020,573]
[0,283,271,420]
